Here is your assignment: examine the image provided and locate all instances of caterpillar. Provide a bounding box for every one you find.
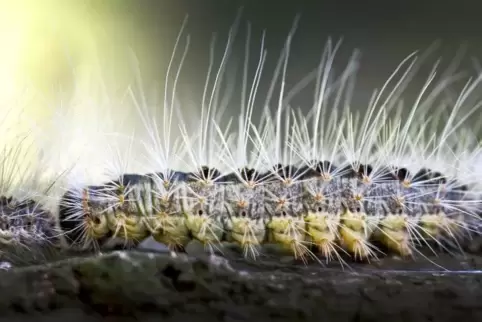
[1,13,481,272]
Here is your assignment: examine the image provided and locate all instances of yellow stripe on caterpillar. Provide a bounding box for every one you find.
[375,213,412,257]
[339,206,377,260]
[304,210,340,259]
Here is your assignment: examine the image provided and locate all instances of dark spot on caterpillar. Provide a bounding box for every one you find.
[372,166,396,180]
[413,168,447,185]
[148,171,188,187]
[270,164,299,181]
[413,168,430,183]
[431,171,447,184]
[273,210,288,217]
[0,196,13,206]
[358,164,373,178]
[394,167,410,181]
[58,189,86,246]
[188,166,222,182]
[0,215,9,230]
[222,172,240,183]
[92,216,102,225]
[299,160,335,179]
[315,160,334,174]
[338,164,358,178]
[165,171,189,182]
[115,173,143,186]
[239,167,259,182]
[272,163,283,172]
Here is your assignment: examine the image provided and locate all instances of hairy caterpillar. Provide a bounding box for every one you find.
[1,13,481,272]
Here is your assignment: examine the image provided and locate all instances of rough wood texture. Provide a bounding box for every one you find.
[0,250,481,322]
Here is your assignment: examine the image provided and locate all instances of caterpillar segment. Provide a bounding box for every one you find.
[394,168,467,253]
[55,162,481,267]
[263,165,316,263]
[301,163,344,263]
[416,185,473,253]
[223,169,268,260]
[58,175,151,250]
[0,196,61,267]
[336,166,384,261]
[375,168,429,256]
[375,189,414,258]
[359,166,414,258]
[406,168,450,244]
[90,175,148,248]
[182,167,226,254]
[146,172,190,253]
[0,196,58,248]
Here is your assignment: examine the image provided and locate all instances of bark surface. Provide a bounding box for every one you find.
[0,249,481,322]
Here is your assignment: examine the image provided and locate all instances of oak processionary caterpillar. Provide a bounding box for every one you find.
[1,14,481,271]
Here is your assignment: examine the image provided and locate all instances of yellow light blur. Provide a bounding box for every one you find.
[0,0,128,190]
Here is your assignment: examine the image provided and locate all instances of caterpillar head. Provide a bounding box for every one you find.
[58,186,112,249]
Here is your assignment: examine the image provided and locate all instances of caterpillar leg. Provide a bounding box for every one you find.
[375,213,412,257]
[105,210,149,247]
[304,210,343,262]
[339,207,379,261]
[226,216,266,260]
[184,208,225,254]
[267,212,313,263]
[150,213,190,253]
[418,212,452,241]
[416,211,473,255]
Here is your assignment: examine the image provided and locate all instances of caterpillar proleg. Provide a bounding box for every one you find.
[2,12,481,272]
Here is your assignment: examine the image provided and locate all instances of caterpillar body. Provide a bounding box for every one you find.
[56,157,479,266]
[0,13,481,271]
